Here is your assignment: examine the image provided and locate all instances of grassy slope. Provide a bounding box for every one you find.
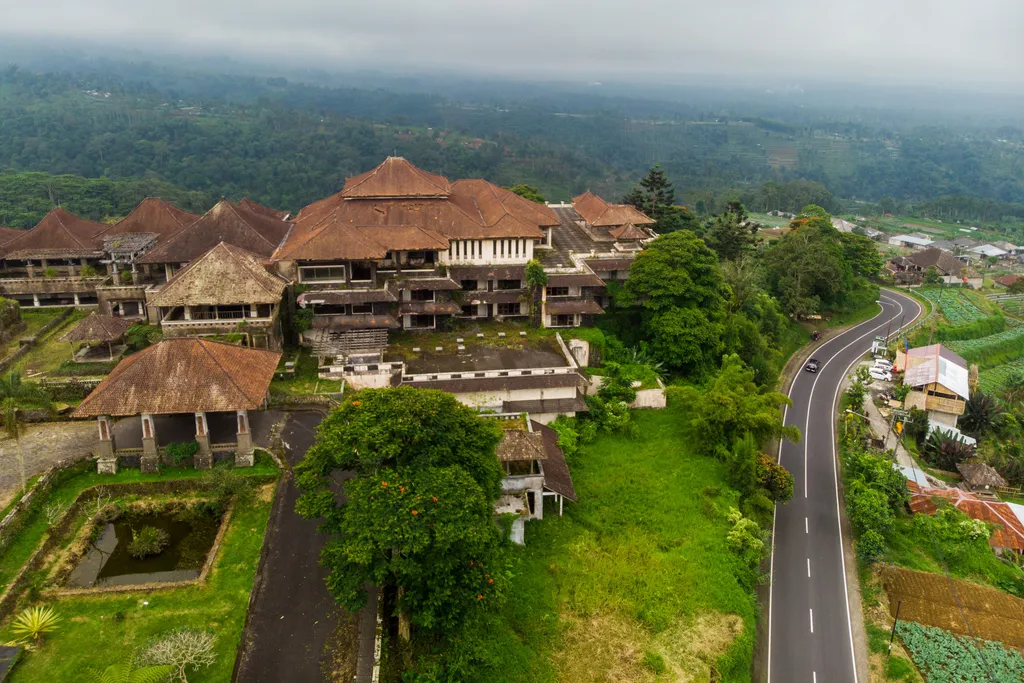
[6,486,274,681]
[468,410,757,683]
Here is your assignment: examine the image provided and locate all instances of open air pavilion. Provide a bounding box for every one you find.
[61,312,133,362]
[73,337,281,473]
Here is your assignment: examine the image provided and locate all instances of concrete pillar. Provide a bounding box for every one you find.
[183,306,192,321]
[164,264,173,282]
[194,411,212,470]
[73,293,80,306]
[25,262,34,278]
[96,415,116,458]
[235,409,254,467]
[31,294,40,307]
[141,413,159,473]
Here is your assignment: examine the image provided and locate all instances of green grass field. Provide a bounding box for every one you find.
[1,461,279,682]
[457,409,758,683]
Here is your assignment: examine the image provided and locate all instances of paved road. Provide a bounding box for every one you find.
[768,289,922,683]
[235,411,376,683]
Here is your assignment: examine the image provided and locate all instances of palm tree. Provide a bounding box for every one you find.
[0,371,54,492]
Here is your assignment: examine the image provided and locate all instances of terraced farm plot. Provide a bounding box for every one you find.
[882,567,1024,648]
[918,288,990,325]
[947,325,1024,362]
[896,622,1024,683]
[979,359,1024,392]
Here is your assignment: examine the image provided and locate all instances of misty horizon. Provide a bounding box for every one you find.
[1,0,1022,91]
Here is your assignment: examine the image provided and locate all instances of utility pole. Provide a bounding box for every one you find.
[888,600,903,657]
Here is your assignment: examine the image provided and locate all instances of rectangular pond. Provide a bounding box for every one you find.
[67,504,223,589]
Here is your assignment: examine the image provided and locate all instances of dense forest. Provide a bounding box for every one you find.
[0,62,1023,228]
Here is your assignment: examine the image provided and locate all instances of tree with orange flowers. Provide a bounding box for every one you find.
[295,387,507,641]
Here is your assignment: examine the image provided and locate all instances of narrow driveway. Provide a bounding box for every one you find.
[234,411,350,682]
[768,290,922,683]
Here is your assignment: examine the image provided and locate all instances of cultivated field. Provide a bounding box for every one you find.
[882,566,1024,648]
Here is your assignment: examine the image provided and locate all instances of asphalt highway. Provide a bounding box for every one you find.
[767,289,923,683]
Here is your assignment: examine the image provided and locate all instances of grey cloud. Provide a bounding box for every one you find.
[1,0,1021,86]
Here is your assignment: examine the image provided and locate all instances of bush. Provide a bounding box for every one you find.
[856,529,887,563]
[757,455,794,503]
[164,441,200,465]
[127,525,170,558]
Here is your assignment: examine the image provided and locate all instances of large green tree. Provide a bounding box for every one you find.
[295,387,506,637]
[760,206,856,316]
[706,201,758,261]
[622,230,726,376]
[623,165,697,234]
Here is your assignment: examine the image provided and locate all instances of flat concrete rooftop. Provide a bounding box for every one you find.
[398,337,568,374]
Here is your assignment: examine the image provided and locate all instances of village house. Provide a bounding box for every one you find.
[887,233,934,249]
[956,462,1008,494]
[994,274,1023,288]
[900,344,970,429]
[886,247,967,284]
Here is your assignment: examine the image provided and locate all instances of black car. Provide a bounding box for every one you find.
[804,359,820,373]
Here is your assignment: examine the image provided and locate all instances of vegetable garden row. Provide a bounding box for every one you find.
[917,287,990,325]
[896,622,1024,683]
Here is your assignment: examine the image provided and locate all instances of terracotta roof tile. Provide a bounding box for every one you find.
[0,208,107,258]
[545,299,605,315]
[96,198,199,243]
[956,462,1008,488]
[533,420,577,501]
[237,197,290,221]
[497,430,547,462]
[572,191,655,227]
[73,338,281,417]
[0,227,25,245]
[341,157,452,198]
[139,200,292,264]
[148,242,288,307]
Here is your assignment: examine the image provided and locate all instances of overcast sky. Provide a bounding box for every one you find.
[2,0,1022,87]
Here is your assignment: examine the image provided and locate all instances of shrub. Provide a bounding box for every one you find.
[142,629,216,683]
[164,441,199,465]
[11,605,60,643]
[856,529,887,563]
[127,525,170,559]
[757,455,794,503]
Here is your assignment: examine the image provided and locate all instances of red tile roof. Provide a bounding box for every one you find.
[61,313,133,343]
[0,227,25,245]
[237,197,290,221]
[908,483,1024,551]
[96,198,199,242]
[572,192,655,227]
[0,208,107,259]
[139,200,292,264]
[341,157,452,199]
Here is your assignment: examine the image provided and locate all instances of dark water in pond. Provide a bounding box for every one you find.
[67,509,221,588]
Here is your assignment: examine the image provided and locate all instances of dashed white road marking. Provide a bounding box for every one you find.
[807,558,811,578]
[805,517,809,534]
[810,608,814,633]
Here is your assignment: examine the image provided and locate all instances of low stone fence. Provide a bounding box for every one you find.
[268,392,342,407]
[0,307,74,374]
[583,374,667,409]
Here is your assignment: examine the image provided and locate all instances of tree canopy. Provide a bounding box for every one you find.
[622,230,726,376]
[295,387,507,632]
[706,201,757,261]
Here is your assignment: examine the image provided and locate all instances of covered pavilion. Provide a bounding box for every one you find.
[73,338,280,472]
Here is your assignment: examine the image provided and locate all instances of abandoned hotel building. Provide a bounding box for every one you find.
[2,157,659,537]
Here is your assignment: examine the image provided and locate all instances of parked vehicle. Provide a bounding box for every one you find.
[873,358,893,369]
[868,368,893,382]
[804,359,820,373]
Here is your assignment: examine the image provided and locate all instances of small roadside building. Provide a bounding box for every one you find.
[956,462,1008,493]
[902,344,970,429]
[61,312,133,361]
[74,338,280,473]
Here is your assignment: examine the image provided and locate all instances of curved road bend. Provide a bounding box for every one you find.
[768,289,922,683]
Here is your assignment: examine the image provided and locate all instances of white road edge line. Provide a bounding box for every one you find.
[827,292,921,683]
[767,290,920,683]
